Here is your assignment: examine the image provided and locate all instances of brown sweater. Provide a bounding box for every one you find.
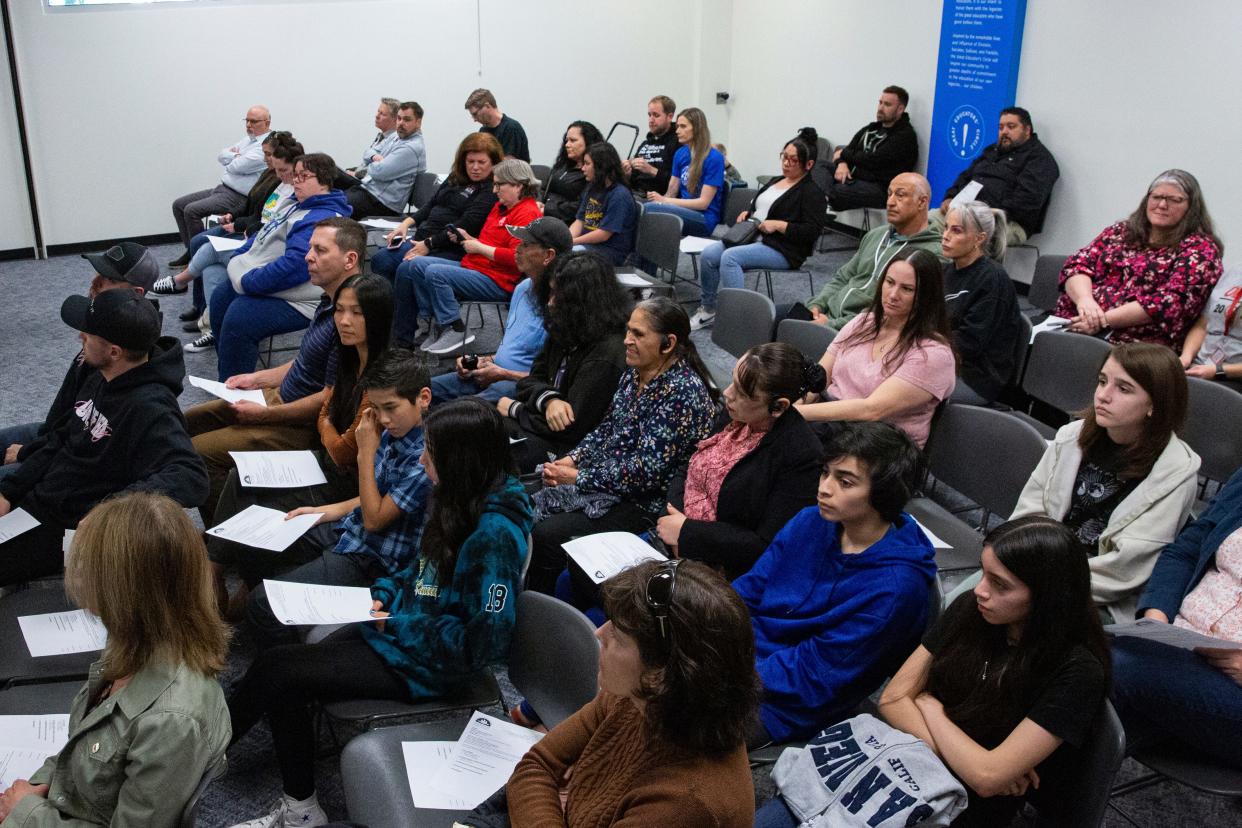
[506,692,754,828]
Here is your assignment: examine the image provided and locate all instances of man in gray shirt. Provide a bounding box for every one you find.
[344,101,427,218]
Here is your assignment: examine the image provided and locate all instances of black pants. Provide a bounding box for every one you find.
[0,523,65,587]
[345,186,399,219]
[527,501,657,594]
[827,178,887,211]
[227,626,409,800]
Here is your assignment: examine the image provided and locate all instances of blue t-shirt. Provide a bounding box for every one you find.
[493,278,546,372]
[575,183,638,264]
[670,145,727,230]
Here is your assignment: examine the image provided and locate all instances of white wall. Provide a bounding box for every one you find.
[6,0,717,247]
[0,10,35,252]
[725,0,1240,266]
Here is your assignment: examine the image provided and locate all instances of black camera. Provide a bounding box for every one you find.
[461,354,479,370]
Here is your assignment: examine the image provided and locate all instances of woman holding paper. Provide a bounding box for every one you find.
[225,398,533,828]
[1110,464,1242,769]
[206,272,392,613]
[0,492,230,827]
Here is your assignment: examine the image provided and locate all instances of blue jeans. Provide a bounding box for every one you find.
[209,281,311,381]
[1110,635,1242,768]
[0,422,39,482]
[698,240,790,310]
[429,373,516,404]
[572,242,628,266]
[392,255,442,343]
[373,243,463,283]
[416,262,511,327]
[753,798,798,828]
[643,202,715,237]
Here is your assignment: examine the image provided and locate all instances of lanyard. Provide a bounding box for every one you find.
[1224,287,1242,333]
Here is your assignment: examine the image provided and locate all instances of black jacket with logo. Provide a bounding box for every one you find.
[836,113,919,184]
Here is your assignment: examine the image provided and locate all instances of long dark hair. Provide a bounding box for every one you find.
[635,297,719,401]
[551,120,605,171]
[419,398,517,582]
[926,516,1111,741]
[583,142,625,194]
[1123,168,1222,253]
[839,247,953,371]
[600,559,761,755]
[1077,342,1188,479]
[538,252,631,349]
[327,274,393,433]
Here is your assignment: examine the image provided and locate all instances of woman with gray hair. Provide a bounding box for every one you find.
[1056,169,1223,350]
[942,200,1022,404]
[407,157,544,354]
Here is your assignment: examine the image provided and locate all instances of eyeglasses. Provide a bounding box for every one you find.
[779,153,801,163]
[644,559,682,641]
[244,117,269,125]
[293,171,315,183]
[1148,193,1187,206]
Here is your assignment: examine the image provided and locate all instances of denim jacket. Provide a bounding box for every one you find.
[6,659,229,828]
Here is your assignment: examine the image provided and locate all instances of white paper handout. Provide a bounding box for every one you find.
[262,580,378,626]
[1106,619,1241,652]
[423,711,543,809]
[0,747,58,790]
[403,741,474,810]
[1029,315,1072,344]
[207,235,246,253]
[616,271,653,288]
[562,532,666,584]
[0,509,40,545]
[359,218,403,230]
[18,610,107,657]
[911,518,952,550]
[679,236,716,254]
[207,505,320,552]
[948,180,984,210]
[0,715,70,788]
[188,376,267,406]
[229,450,327,488]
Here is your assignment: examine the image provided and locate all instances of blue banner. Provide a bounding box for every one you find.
[927,0,1028,201]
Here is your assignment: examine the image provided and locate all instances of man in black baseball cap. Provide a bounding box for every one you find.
[506,216,573,254]
[0,289,206,587]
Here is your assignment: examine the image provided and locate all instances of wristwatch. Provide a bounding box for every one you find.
[1216,363,1228,380]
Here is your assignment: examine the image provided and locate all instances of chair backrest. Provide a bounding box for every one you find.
[926,403,1049,519]
[530,164,552,190]
[712,288,776,360]
[1011,313,1033,385]
[722,187,757,227]
[1032,700,1125,828]
[180,759,226,828]
[508,591,598,730]
[1022,331,1111,416]
[1029,254,1068,313]
[634,208,683,276]
[1184,377,1242,484]
[411,171,439,211]
[809,137,833,193]
[775,318,837,363]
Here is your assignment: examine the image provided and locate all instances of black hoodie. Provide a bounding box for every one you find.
[836,112,919,185]
[0,336,208,528]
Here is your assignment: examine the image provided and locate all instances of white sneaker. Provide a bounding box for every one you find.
[227,795,328,828]
[689,307,716,331]
[183,332,215,352]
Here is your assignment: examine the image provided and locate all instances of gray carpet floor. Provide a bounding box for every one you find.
[1,238,1237,826]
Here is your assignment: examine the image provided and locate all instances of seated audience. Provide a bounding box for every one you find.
[1056,169,1223,350]
[170,104,271,266]
[246,349,433,643]
[541,120,603,223]
[1179,266,1242,391]
[827,85,918,211]
[372,133,503,281]
[429,217,568,402]
[527,297,716,593]
[644,107,726,237]
[499,251,630,471]
[404,158,543,355]
[715,143,747,188]
[341,97,400,180]
[623,94,679,198]
[207,274,391,611]
[499,560,758,827]
[465,88,529,161]
[343,101,426,219]
[225,398,532,828]
[567,142,639,265]
[186,217,362,524]
[804,172,942,331]
[201,153,350,377]
[657,342,826,580]
[735,421,936,746]
[0,290,207,587]
[875,516,1109,828]
[798,248,956,449]
[693,128,828,330]
[933,107,1060,245]
[1112,465,1242,769]
[942,200,1021,404]
[0,493,231,828]
[1011,342,1200,620]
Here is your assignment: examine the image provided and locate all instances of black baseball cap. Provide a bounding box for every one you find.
[507,217,572,255]
[81,242,159,294]
[60,289,161,352]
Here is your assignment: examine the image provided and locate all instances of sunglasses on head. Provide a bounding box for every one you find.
[644,559,682,641]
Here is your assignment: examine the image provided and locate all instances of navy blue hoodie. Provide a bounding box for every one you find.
[733,507,937,741]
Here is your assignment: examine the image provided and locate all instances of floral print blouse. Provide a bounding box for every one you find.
[1056,221,1222,349]
[570,360,715,514]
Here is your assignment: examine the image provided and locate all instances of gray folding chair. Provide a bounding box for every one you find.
[410,171,440,211]
[340,592,599,828]
[616,208,683,283]
[1110,740,1242,826]
[1182,376,1242,489]
[1025,253,1068,315]
[458,300,509,352]
[530,164,552,188]
[774,318,836,363]
[1014,330,1111,438]
[0,587,100,689]
[710,288,776,388]
[1031,701,1126,828]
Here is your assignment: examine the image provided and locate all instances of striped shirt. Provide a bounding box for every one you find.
[279,295,339,402]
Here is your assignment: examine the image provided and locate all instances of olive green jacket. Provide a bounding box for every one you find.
[5,659,229,828]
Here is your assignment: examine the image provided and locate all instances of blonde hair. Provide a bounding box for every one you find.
[67,492,229,680]
[677,107,712,195]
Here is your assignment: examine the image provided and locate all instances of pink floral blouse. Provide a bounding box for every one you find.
[1055,221,1222,350]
